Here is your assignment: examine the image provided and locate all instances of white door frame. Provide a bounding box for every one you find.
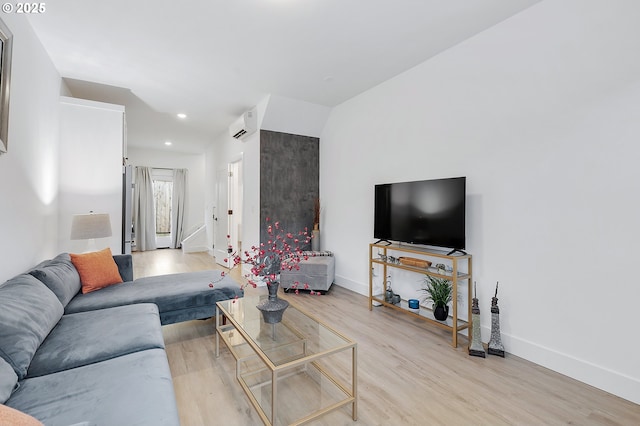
[214,168,229,266]
[214,155,243,267]
[228,156,243,262]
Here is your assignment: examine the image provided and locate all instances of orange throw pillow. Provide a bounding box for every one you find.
[70,248,123,294]
[0,404,43,425]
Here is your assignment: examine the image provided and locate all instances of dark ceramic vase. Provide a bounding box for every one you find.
[433,305,449,321]
[256,282,289,324]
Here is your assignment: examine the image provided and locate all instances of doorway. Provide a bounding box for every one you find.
[214,157,243,266]
[228,158,243,260]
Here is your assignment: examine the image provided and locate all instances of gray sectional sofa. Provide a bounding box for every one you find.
[1,252,244,425]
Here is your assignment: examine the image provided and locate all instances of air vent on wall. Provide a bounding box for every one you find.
[229,108,257,140]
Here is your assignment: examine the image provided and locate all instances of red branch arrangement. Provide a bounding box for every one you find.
[224,218,316,294]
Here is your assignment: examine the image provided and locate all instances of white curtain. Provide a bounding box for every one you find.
[133,166,157,251]
[171,168,188,249]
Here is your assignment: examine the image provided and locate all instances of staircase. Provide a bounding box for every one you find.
[181,224,208,253]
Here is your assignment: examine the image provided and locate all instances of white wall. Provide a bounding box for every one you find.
[126,147,206,235]
[204,129,260,260]
[0,15,62,282]
[321,0,640,404]
[204,96,268,264]
[261,94,331,138]
[58,97,124,254]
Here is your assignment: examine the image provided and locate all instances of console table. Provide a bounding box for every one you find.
[368,243,472,347]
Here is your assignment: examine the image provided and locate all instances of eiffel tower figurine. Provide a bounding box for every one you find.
[468,282,486,358]
[488,282,505,357]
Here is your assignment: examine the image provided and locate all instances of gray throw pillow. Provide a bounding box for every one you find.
[0,274,64,379]
[0,356,18,404]
[29,253,81,307]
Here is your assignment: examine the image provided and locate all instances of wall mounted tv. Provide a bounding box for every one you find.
[374,176,466,251]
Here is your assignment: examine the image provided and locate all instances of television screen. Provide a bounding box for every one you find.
[374,177,466,250]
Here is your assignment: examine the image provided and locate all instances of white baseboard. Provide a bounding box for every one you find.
[335,275,640,405]
[181,245,209,254]
[334,275,368,296]
[496,330,640,405]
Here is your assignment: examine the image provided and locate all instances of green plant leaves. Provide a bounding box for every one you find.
[420,275,453,307]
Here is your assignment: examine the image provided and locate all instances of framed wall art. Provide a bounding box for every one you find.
[0,17,13,154]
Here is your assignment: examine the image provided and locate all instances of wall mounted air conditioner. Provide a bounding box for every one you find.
[229,108,257,140]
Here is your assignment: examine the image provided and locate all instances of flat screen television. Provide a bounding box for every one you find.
[374,177,466,251]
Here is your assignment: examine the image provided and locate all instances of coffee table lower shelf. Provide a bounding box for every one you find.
[216,298,357,426]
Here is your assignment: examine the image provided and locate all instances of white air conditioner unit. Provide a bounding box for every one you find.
[229,108,257,140]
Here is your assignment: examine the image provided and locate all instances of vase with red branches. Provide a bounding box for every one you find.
[226,218,312,323]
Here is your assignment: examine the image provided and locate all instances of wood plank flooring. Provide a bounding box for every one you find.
[133,249,640,425]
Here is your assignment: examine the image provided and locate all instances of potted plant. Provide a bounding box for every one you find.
[420,275,453,321]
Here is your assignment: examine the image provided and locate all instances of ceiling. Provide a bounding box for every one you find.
[27,0,540,153]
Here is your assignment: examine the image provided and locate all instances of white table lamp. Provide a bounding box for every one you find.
[70,212,112,252]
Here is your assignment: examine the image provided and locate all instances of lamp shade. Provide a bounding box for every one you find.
[70,213,112,240]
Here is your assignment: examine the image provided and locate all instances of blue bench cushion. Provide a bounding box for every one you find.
[27,304,165,378]
[6,349,179,426]
[29,253,81,307]
[0,275,64,379]
[65,270,244,325]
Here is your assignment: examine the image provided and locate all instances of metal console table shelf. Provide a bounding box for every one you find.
[368,243,472,347]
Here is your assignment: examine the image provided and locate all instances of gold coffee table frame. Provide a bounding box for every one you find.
[216,296,357,426]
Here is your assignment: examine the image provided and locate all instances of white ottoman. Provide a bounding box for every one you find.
[281,252,335,294]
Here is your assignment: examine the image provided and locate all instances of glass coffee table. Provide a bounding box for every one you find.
[216,295,357,426]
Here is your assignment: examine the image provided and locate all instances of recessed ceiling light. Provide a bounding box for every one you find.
[177,113,187,119]
[165,141,172,146]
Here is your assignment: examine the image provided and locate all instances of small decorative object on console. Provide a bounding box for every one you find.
[399,257,432,268]
[434,263,447,274]
[384,276,401,305]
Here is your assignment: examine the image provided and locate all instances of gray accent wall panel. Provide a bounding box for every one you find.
[260,130,319,250]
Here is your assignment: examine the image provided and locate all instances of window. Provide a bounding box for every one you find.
[152,169,173,248]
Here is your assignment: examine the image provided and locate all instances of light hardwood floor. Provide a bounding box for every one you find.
[133,249,640,425]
